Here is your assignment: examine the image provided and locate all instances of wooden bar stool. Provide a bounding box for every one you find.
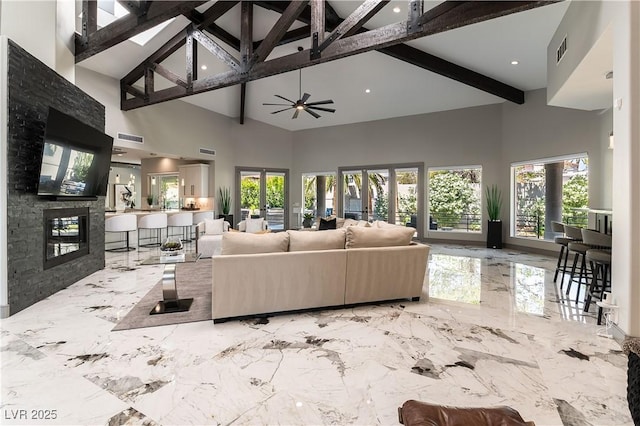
[564,225,592,304]
[582,228,612,323]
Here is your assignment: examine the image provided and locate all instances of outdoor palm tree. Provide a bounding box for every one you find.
[304,173,387,217]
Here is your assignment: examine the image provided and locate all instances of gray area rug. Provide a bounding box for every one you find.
[112,259,212,331]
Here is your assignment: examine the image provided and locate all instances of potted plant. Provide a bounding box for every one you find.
[486,184,503,248]
[302,213,314,228]
[218,187,233,228]
[146,194,155,209]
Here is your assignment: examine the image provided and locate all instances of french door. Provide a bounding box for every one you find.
[338,163,424,237]
[235,167,289,231]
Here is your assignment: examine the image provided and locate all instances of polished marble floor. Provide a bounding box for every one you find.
[0,243,631,425]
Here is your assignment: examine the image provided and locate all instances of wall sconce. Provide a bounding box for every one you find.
[115,174,120,184]
[609,131,614,150]
[181,178,185,186]
[151,176,156,185]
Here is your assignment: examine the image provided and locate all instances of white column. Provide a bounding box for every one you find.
[611,0,640,337]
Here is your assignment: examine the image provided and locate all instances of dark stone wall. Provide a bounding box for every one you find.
[6,40,106,315]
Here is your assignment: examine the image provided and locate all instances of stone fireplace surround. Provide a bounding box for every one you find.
[4,40,106,315]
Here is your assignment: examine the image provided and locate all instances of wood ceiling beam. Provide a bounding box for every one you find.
[151,63,187,88]
[379,44,524,103]
[121,0,551,110]
[252,0,309,65]
[191,27,241,71]
[240,83,247,124]
[81,0,98,41]
[183,1,239,29]
[240,1,254,71]
[319,0,389,52]
[75,1,207,63]
[122,25,189,86]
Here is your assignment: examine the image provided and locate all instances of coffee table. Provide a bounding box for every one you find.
[141,252,201,315]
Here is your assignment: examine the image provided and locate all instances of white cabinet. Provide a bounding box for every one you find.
[179,164,209,198]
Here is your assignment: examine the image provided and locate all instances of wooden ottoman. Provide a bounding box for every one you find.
[398,400,535,426]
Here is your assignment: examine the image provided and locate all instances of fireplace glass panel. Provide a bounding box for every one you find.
[43,208,89,269]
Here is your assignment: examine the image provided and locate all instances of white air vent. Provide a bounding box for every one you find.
[117,132,144,144]
[556,35,567,64]
[199,147,216,156]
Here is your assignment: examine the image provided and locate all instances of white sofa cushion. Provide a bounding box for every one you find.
[245,218,265,233]
[222,231,289,255]
[288,228,346,251]
[205,218,225,235]
[345,226,415,248]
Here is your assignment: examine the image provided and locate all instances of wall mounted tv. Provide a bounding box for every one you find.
[37,107,113,199]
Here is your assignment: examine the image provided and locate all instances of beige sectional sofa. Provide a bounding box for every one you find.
[211,225,430,322]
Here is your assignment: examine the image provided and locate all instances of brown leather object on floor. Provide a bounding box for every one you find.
[398,400,535,426]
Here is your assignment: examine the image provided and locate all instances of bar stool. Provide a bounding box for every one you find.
[105,214,137,251]
[582,229,612,324]
[168,212,193,242]
[564,225,592,304]
[551,221,574,287]
[137,213,167,247]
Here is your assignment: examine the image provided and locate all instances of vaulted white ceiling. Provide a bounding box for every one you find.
[78,1,571,134]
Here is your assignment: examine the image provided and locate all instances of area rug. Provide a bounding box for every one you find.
[112,259,212,331]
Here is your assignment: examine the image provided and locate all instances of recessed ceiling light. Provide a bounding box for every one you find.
[201,65,207,70]
[117,153,123,157]
[511,60,519,65]
[365,89,371,93]
[393,6,401,13]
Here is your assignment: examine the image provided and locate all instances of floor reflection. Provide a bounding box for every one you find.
[428,254,481,304]
[512,263,546,316]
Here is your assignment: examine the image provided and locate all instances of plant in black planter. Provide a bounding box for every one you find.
[218,187,233,228]
[302,213,314,228]
[486,184,503,249]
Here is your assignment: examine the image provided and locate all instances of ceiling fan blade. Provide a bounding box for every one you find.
[263,103,292,106]
[305,108,321,119]
[275,94,296,104]
[300,93,311,103]
[308,106,336,113]
[271,107,294,114]
[305,100,334,106]
[292,109,300,119]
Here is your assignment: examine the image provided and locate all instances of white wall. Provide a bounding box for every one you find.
[0,0,74,82]
[610,0,640,337]
[75,68,294,214]
[501,89,607,251]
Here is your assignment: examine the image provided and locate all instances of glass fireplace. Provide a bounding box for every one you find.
[43,207,89,269]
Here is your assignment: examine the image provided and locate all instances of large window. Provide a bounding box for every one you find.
[428,166,482,233]
[302,173,336,218]
[148,173,179,209]
[512,155,588,239]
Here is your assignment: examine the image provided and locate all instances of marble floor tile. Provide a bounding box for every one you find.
[0,243,632,425]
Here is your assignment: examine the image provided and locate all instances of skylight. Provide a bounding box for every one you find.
[92,0,174,47]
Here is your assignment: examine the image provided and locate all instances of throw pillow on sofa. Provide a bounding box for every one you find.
[245,218,265,233]
[205,218,225,235]
[288,229,346,251]
[222,231,289,255]
[319,217,337,230]
[345,226,415,248]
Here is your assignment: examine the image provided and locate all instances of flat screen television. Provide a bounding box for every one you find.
[37,107,113,199]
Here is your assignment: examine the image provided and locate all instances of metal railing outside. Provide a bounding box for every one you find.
[429,213,482,232]
[515,212,588,239]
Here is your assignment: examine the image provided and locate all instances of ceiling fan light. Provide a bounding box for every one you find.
[296,105,304,110]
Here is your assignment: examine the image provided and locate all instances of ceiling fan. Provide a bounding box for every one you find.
[263,68,336,119]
